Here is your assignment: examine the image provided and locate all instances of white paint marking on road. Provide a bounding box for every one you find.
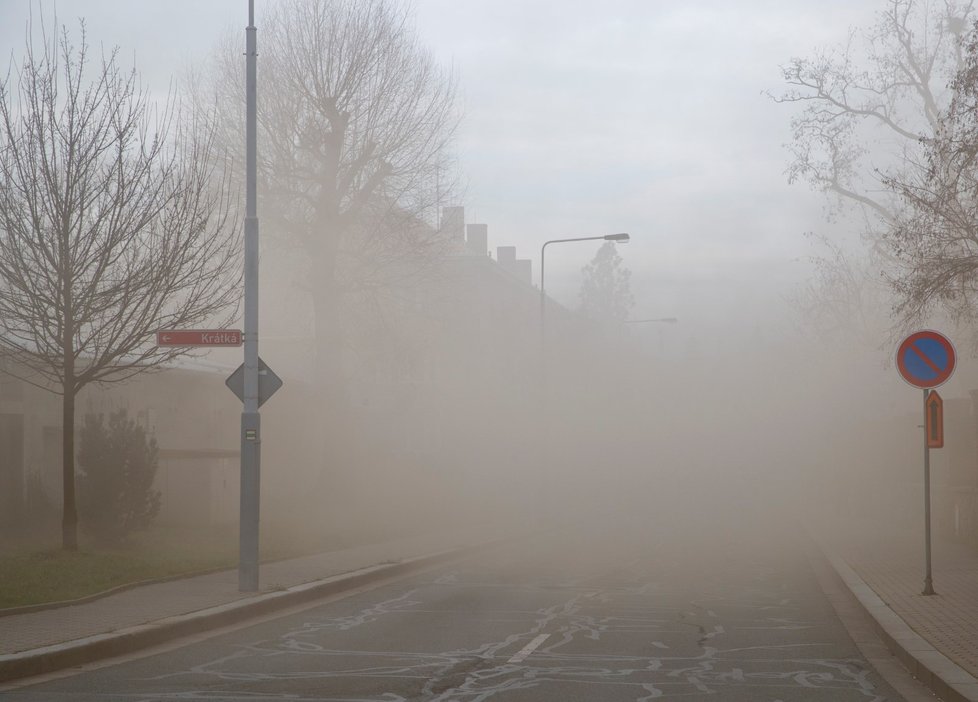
[508,634,550,663]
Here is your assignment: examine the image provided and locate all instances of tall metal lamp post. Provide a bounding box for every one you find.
[228,0,281,593]
[240,0,261,593]
[535,233,630,519]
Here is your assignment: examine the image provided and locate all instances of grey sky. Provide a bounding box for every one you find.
[0,0,881,326]
[411,1,878,317]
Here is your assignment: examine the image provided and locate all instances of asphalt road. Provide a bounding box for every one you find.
[3,508,910,701]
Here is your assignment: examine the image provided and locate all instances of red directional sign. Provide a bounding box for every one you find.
[156,329,242,347]
[896,330,956,389]
[926,390,944,449]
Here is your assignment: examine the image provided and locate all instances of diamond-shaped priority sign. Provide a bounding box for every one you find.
[226,357,283,407]
[896,330,956,389]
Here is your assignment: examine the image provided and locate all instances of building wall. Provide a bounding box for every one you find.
[0,362,241,533]
[0,412,25,528]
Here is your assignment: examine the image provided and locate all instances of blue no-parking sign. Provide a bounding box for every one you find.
[896,330,956,389]
[897,329,955,596]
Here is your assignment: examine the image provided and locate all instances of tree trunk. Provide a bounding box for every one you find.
[310,224,356,495]
[62,317,77,550]
[61,384,77,550]
[313,279,349,421]
[311,209,343,395]
[313,283,342,388]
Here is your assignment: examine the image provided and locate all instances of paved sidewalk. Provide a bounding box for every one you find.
[0,526,497,678]
[814,515,978,701]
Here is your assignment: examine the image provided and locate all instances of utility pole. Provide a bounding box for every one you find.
[240,0,261,593]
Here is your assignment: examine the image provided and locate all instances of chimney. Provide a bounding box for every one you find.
[495,247,531,285]
[466,223,488,257]
[441,206,465,244]
[496,246,516,266]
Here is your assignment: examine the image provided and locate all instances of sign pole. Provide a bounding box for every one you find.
[896,330,953,597]
[922,388,935,596]
[239,0,261,593]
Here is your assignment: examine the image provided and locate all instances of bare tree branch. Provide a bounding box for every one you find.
[192,0,460,387]
[883,22,978,327]
[0,18,241,549]
[773,0,973,341]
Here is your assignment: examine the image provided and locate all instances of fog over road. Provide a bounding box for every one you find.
[5,505,912,701]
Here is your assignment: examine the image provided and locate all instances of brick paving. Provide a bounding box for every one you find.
[0,528,492,656]
[818,517,978,678]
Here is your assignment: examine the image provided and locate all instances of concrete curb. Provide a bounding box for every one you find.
[818,544,978,702]
[0,541,489,685]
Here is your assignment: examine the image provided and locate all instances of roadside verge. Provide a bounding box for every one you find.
[0,541,490,685]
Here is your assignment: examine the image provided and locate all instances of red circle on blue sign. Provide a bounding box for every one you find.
[896,330,956,389]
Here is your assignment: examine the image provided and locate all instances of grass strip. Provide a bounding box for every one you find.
[0,523,408,609]
[0,548,236,609]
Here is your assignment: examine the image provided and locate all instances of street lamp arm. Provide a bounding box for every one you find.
[542,233,628,251]
[542,235,605,249]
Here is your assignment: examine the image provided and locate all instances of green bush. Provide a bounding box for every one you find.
[24,470,59,532]
[78,409,161,543]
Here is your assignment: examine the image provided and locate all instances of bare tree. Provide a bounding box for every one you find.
[787,232,889,344]
[579,242,634,323]
[0,20,240,549]
[883,22,978,326]
[776,0,970,228]
[773,0,972,340]
[198,0,460,382]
